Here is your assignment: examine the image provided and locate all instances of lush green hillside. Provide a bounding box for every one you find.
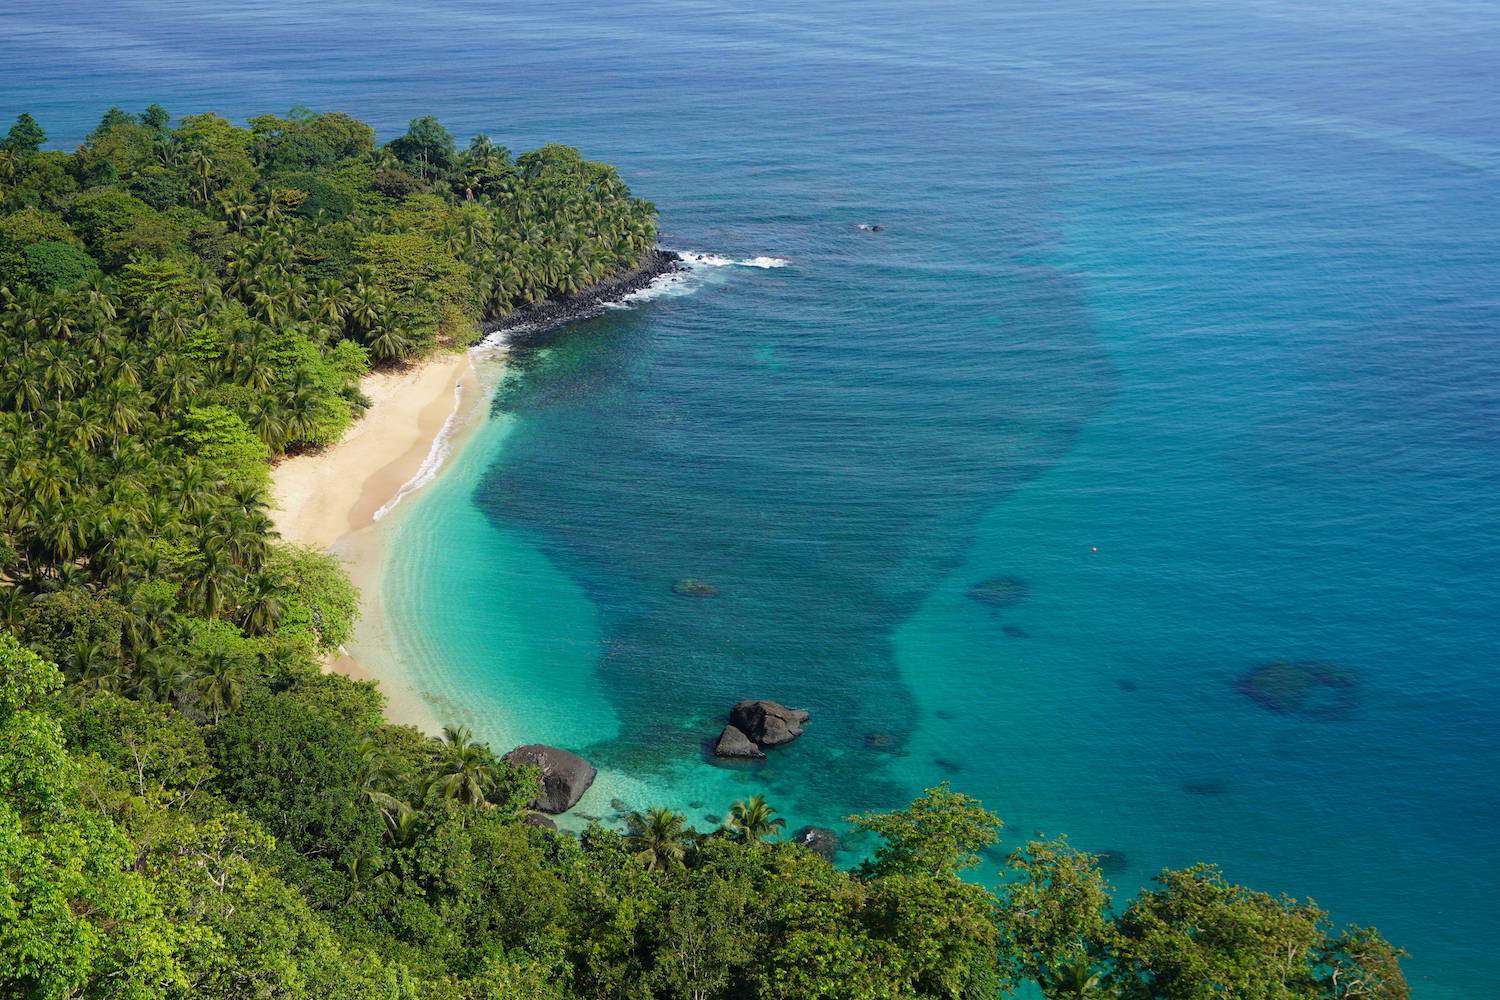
[0,107,1407,1000]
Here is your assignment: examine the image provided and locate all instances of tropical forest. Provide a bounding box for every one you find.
[0,106,1408,999]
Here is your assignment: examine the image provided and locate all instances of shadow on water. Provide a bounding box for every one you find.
[477,252,1113,817]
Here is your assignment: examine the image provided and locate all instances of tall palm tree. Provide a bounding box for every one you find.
[726,794,786,844]
[625,806,692,872]
[194,651,257,723]
[431,725,499,807]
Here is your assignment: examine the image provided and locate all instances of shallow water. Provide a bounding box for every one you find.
[7,1,1499,994]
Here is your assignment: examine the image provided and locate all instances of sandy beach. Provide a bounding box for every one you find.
[269,349,488,730]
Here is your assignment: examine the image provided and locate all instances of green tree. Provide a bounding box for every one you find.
[1111,864,1324,1000]
[20,241,97,289]
[387,115,456,181]
[996,837,1118,995]
[3,112,46,158]
[0,635,181,998]
[845,781,1002,878]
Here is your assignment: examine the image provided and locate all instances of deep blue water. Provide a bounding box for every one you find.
[5,2,1499,995]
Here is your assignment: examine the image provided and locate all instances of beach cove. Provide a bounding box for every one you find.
[268,348,486,733]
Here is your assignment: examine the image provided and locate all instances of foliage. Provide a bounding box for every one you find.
[0,104,1405,1000]
[995,837,1117,994]
[845,780,1002,878]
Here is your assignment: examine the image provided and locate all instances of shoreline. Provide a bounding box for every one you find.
[269,253,681,733]
[269,349,485,732]
[478,248,683,343]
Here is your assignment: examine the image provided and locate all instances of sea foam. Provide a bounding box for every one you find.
[372,380,467,522]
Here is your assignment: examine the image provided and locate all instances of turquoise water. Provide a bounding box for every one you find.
[7,1,1499,994]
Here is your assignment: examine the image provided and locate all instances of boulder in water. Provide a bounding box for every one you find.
[967,575,1029,608]
[730,699,810,747]
[502,744,598,814]
[791,825,841,861]
[715,724,766,760]
[672,578,720,597]
[523,812,558,831]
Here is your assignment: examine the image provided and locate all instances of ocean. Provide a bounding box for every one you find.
[4,1,1497,995]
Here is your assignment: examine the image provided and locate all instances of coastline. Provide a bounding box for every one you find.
[268,250,682,734]
[269,349,486,732]
[478,248,683,342]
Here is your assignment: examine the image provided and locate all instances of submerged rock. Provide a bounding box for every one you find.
[1238,661,1358,720]
[1183,779,1228,797]
[966,575,1029,608]
[610,798,630,813]
[864,731,894,751]
[672,578,720,597]
[730,699,811,747]
[1002,624,1030,639]
[1095,849,1129,874]
[715,724,766,760]
[791,825,841,861]
[502,744,598,814]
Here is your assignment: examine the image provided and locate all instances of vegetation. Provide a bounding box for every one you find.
[0,105,1407,999]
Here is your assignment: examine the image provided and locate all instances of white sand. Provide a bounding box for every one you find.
[268,350,488,731]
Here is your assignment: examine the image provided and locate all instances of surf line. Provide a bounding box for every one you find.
[373,378,468,522]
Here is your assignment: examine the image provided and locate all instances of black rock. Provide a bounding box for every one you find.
[715,724,766,759]
[502,744,598,814]
[791,825,841,862]
[730,699,811,747]
[477,249,684,343]
[523,812,558,831]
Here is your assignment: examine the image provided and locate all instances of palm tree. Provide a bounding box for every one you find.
[237,568,285,636]
[1040,958,1112,999]
[625,806,692,872]
[194,651,256,723]
[726,794,786,844]
[431,725,499,807]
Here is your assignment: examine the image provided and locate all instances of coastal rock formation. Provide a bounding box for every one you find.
[1238,661,1358,720]
[715,724,766,759]
[672,578,720,597]
[730,699,810,747]
[856,223,884,231]
[966,575,1029,608]
[478,249,684,342]
[523,812,558,831]
[791,825,840,861]
[502,744,598,814]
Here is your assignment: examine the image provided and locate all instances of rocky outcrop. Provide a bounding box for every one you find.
[672,578,720,597]
[791,825,840,861]
[714,724,766,760]
[502,744,597,814]
[523,812,558,831]
[477,249,684,343]
[730,700,810,747]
